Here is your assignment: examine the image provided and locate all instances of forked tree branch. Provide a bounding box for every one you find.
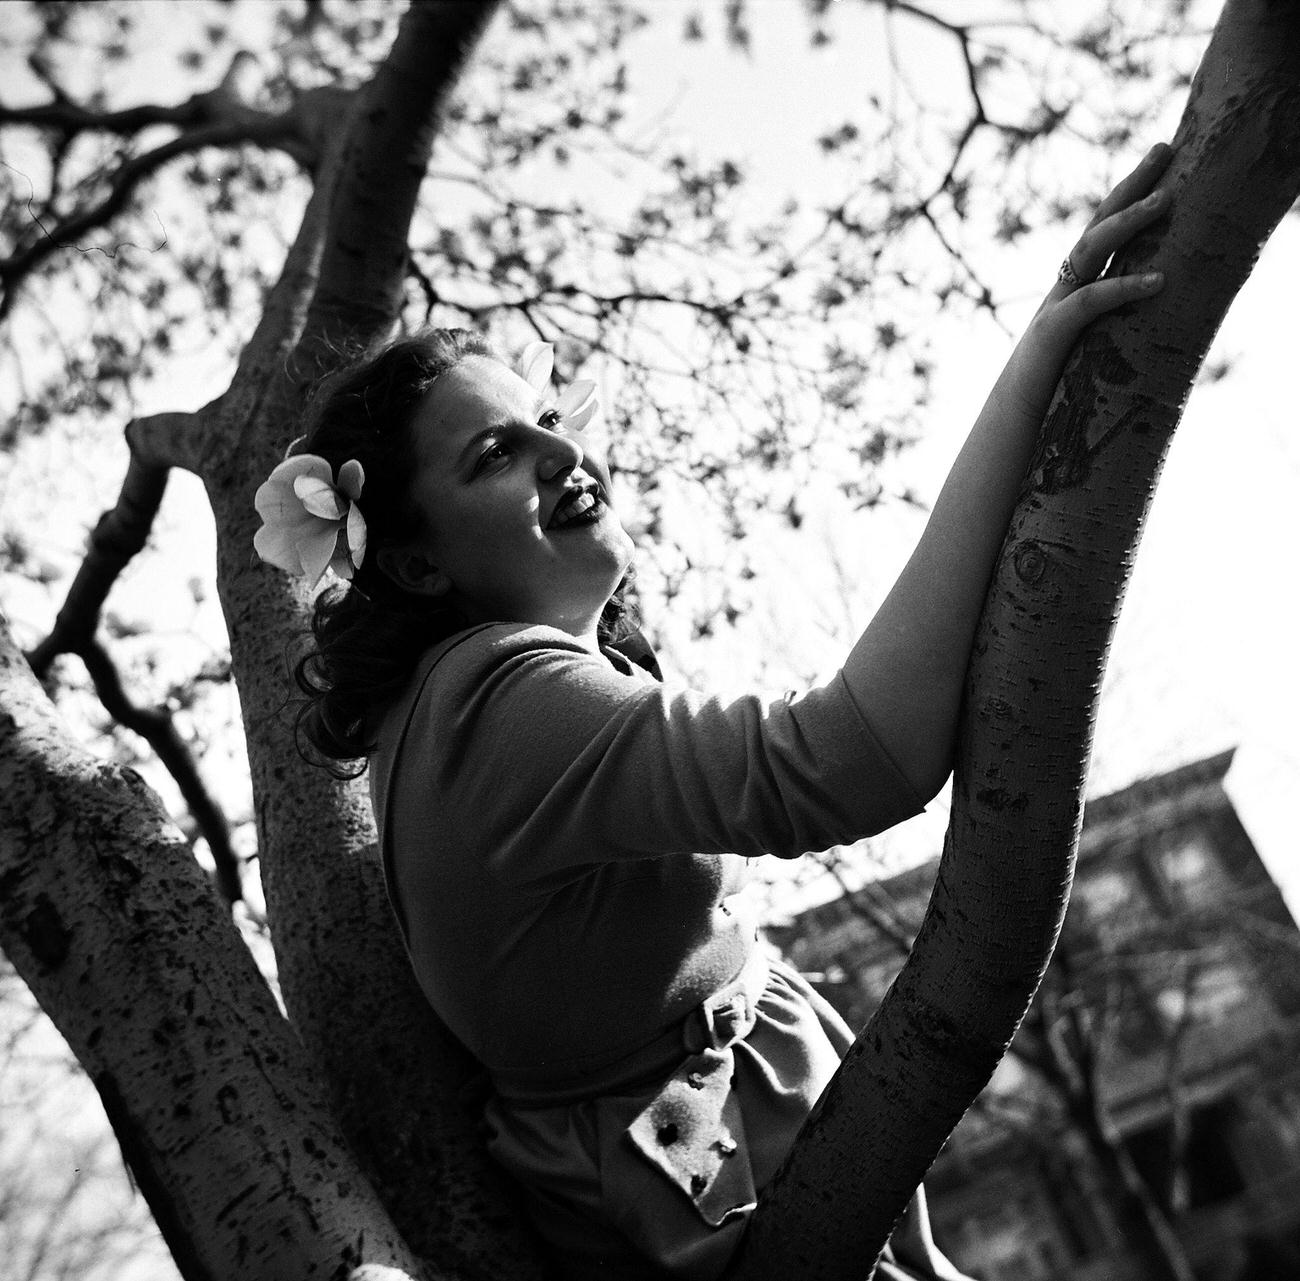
[295,1,502,366]
[0,58,342,321]
[77,639,243,907]
[25,428,241,906]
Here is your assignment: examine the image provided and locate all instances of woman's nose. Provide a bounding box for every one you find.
[535,427,585,479]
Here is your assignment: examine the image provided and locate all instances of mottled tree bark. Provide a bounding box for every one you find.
[3,3,539,1279]
[0,619,432,1280]
[728,2,1300,1277]
[210,3,544,1277]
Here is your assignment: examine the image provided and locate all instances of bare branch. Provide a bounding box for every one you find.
[0,116,305,321]
[1,93,216,138]
[77,640,242,906]
[1,50,282,141]
[0,51,350,321]
[22,435,241,904]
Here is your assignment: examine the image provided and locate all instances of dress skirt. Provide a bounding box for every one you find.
[485,954,969,1281]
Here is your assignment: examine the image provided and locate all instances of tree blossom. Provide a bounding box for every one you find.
[518,341,600,432]
[253,455,367,588]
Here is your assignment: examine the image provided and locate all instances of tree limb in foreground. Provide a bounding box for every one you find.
[0,615,433,1281]
[728,1,1300,1275]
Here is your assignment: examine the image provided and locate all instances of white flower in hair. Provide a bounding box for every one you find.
[517,340,600,432]
[253,454,367,588]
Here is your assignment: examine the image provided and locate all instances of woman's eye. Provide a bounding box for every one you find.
[474,442,511,474]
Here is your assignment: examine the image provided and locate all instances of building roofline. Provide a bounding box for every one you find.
[776,749,1242,936]
[1080,747,1236,831]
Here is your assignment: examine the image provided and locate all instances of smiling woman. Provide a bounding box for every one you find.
[375,352,634,643]
[262,329,638,769]
[255,143,1171,1280]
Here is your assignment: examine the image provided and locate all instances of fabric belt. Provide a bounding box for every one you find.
[491,947,771,1109]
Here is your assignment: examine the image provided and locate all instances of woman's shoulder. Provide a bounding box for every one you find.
[397,621,635,714]
[370,623,583,765]
[426,621,602,679]
[372,621,656,789]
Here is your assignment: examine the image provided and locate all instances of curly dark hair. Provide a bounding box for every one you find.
[289,327,634,774]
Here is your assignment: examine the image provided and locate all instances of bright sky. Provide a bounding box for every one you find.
[620,2,1300,917]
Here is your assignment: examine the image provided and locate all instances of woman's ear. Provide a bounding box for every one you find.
[376,546,453,598]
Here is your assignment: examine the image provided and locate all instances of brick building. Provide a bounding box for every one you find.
[769,751,1300,1280]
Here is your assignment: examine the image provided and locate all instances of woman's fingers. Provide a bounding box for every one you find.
[1085,142,1173,230]
[1057,270,1165,323]
[1055,143,1174,291]
[1067,186,1170,281]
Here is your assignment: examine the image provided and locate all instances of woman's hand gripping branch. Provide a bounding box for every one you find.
[843,143,1174,802]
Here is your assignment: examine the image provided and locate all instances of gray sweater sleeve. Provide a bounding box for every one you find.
[390,623,926,887]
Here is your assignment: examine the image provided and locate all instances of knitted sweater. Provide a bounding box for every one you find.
[369,622,925,1093]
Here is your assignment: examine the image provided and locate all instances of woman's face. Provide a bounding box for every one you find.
[395,356,634,642]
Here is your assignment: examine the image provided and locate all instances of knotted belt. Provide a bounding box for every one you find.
[623,947,769,1226]
[490,948,771,1227]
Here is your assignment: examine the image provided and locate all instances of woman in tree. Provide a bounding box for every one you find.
[254,145,1172,1280]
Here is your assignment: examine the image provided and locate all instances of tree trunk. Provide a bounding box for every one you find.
[212,3,544,1277]
[3,4,542,1279]
[727,2,1300,1277]
[0,619,432,1281]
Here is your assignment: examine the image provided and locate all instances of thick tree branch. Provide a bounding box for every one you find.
[728,2,1300,1276]
[204,6,547,1275]
[27,455,169,672]
[0,616,434,1281]
[296,1,502,365]
[219,95,356,464]
[125,410,208,475]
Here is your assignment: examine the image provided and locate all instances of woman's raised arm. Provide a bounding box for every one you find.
[842,143,1173,802]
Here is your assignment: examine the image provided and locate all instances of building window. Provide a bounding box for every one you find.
[1074,867,1137,942]
[1187,961,1251,1024]
[1161,834,1221,908]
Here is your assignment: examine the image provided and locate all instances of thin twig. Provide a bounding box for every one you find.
[78,640,242,906]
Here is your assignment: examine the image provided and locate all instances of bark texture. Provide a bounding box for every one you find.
[0,619,430,1281]
[728,2,1300,1277]
[4,4,539,1279]
[211,3,545,1277]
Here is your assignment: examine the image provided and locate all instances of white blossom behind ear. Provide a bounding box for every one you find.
[253,454,367,588]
